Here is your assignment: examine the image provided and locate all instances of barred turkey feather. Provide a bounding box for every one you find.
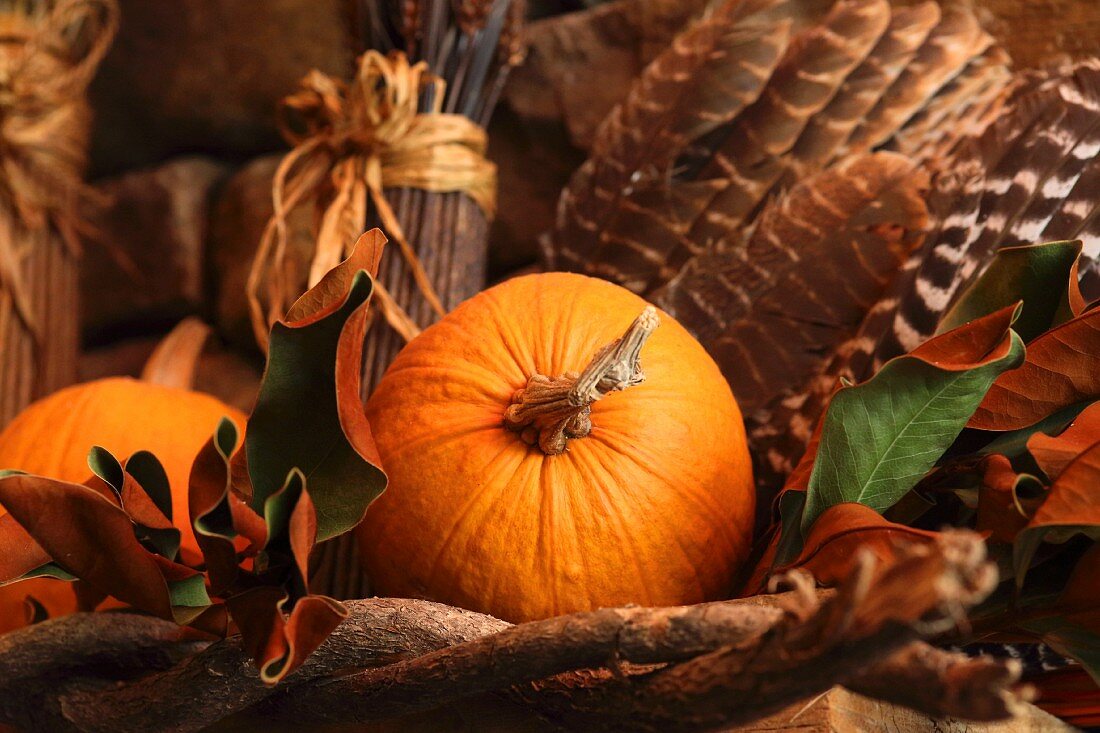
[785,1,940,172]
[751,160,986,481]
[685,0,893,246]
[839,5,992,156]
[547,0,1022,492]
[877,60,1100,365]
[549,0,792,292]
[888,45,1012,164]
[549,0,1008,299]
[755,60,1100,487]
[657,152,929,418]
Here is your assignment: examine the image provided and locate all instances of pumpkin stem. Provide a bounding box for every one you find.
[140,317,212,390]
[504,306,660,455]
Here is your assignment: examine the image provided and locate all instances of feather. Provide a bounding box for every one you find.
[549,1,1006,298]
[658,152,929,419]
[889,45,1013,164]
[687,0,893,246]
[840,5,992,155]
[878,61,1100,365]
[550,0,792,291]
[787,1,940,169]
[756,61,1100,487]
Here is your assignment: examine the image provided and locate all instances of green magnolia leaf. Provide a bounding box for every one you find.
[1023,616,1100,684]
[802,305,1025,535]
[88,446,180,561]
[246,233,388,542]
[168,574,212,625]
[125,451,173,522]
[773,491,807,567]
[939,240,1083,342]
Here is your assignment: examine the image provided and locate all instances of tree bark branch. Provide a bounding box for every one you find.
[0,531,1030,733]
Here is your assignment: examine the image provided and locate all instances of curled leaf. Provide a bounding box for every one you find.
[228,469,347,684]
[776,502,938,586]
[976,455,1044,545]
[1027,401,1100,481]
[938,240,1085,342]
[801,305,1024,533]
[245,230,388,541]
[189,418,261,595]
[971,305,1100,432]
[0,471,208,623]
[1014,440,1100,588]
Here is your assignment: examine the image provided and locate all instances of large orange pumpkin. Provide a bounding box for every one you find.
[359,272,755,622]
[0,377,247,632]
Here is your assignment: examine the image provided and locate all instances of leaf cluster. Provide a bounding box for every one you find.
[747,240,1100,682]
[0,231,390,683]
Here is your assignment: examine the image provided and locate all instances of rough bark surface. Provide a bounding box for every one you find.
[0,533,1034,733]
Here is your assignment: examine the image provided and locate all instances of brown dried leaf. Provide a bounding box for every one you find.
[977,455,1041,545]
[1028,402,1100,480]
[970,308,1100,431]
[775,502,939,586]
[226,474,347,684]
[0,473,199,622]
[1025,441,1100,531]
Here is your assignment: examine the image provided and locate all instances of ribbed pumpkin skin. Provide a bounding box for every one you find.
[0,377,246,632]
[359,273,755,622]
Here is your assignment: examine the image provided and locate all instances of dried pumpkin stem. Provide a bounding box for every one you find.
[504,306,660,455]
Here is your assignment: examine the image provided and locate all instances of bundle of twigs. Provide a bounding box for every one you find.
[0,531,1034,732]
[0,0,116,427]
[243,0,523,600]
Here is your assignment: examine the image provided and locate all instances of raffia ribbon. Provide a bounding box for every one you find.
[0,0,117,343]
[247,50,497,350]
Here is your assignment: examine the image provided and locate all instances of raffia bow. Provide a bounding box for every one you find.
[247,50,497,349]
[0,0,117,343]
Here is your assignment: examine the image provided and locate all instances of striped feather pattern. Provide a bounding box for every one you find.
[549,0,1007,299]
[658,152,929,417]
[686,0,893,246]
[757,61,1100,487]
[550,0,791,292]
[840,5,991,155]
[546,0,1025,492]
[889,45,1013,164]
[786,1,940,171]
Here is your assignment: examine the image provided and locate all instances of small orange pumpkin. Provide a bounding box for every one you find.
[359,273,754,622]
[0,377,246,632]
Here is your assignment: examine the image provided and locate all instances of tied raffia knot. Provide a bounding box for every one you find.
[247,50,498,350]
[0,0,116,340]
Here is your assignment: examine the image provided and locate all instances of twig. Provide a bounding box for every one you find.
[0,531,1028,733]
